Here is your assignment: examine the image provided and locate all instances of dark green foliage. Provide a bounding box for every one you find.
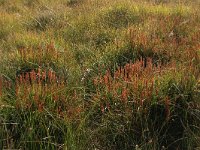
[0,19,13,41]
[0,109,65,149]
[23,0,40,7]
[92,31,113,48]
[0,0,6,5]
[102,5,140,28]
[66,0,84,6]
[27,11,57,31]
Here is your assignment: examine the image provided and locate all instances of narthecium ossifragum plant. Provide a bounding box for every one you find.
[92,58,177,118]
[14,68,81,120]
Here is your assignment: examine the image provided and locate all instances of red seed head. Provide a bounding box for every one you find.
[0,76,2,97]
[165,96,170,120]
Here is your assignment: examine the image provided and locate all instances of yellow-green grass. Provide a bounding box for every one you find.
[0,0,200,149]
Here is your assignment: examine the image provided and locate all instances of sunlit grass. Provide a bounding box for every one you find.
[0,0,200,149]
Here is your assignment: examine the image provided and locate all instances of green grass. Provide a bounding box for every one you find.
[0,0,200,149]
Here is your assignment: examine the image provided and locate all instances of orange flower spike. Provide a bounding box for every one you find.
[149,58,153,67]
[27,101,32,109]
[134,75,138,90]
[42,70,46,81]
[108,71,112,91]
[158,63,162,74]
[25,72,30,84]
[0,76,2,97]
[142,58,145,67]
[33,70,37,81]
[61,80,65,88]
[151,78,154,87]
[38,102,44,112]
[15,99,20,109]
[51,71,55,83]
[140,91,144,105]
[30,70,34,82]
[121,88,128,103]
[155,88,159,96]
[19,49,22,57]
[53,95,59,102]
[34,93,39,104]
[113,88,118,99]
[23,85,28,101]
[53,72,57,83]
[7,81,10,89]
[73,90,77,99]
[15,81,19,97]
[131,64,135,75]
[39,48,43,63]
[145,79,148,89]
[165,97,170,121]
[33,71,38,83]
[21,73,25,84]
[19,75,23,84]
[125,64,130,81]
[104,74,109,86]
[98,76,102,84]
[48,70,53,83]
[37,68,41,84]
[106,102,110,111]
[100,104,105,113]
[114,71,117,80]
[4,81,7,89]
[93,77,98,86]
[119,66,122,74]
[23,49,27,61]
[57,106,62,115]
[123,68,126,79]
[44,83,48,93]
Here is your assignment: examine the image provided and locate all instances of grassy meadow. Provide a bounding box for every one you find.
[0,0,200,149]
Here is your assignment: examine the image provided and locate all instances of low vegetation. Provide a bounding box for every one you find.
[0,0,200,149]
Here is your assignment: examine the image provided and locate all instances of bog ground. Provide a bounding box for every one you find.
[0,0,200,149]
